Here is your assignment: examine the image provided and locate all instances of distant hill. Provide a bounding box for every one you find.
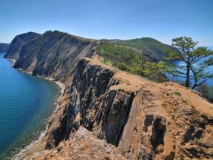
[95,38,178,82]
[111,37,178,62]
[0,43,10,52]
[4,32,40,59]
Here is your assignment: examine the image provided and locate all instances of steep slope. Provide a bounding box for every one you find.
[0,43,10,52]
[13,31,95,83]
[112,37,178,62]
[4,32,40,59]
[18,57,213,160]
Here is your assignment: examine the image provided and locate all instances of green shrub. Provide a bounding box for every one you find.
[96,41,167,82]
[174,91,181,96]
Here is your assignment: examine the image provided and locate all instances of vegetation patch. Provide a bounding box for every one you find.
[174,91,181,96]
[96,41,168,82]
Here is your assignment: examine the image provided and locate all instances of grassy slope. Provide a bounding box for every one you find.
[112,37,177,62]
[96,38,176,82]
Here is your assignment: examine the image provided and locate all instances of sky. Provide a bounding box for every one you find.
[0,0,213,46]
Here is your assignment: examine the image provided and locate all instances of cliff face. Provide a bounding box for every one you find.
[13,31,95,82]
[45,58,134,149]
[0,43,10,52]
[4,32,40,59]
[43,58,213,160]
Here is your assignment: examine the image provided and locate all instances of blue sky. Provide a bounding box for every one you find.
[0,0,213,46]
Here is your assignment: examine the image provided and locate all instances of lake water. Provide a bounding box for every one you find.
[172,60,213,86]
[168,46,213,87]
[0,53,61,159]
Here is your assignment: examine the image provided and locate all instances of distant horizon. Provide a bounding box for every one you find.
[1,0,213,46]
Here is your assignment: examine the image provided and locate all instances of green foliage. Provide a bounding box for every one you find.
[163,37,213,89]
[114,37,178,62]
[96,42,141,74]
[96,42,168,82]
[174,91,181,96]
[143,61,167,82]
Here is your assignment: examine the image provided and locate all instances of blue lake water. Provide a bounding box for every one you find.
[168,46,213,87]
[172,60,213,86]
[0,53,61,159]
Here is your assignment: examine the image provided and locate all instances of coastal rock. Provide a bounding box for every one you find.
[4,32,40,59]
[13,31,96,82]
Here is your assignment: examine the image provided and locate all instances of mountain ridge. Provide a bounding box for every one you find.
[6,30,177,83]
[4,32,40,59]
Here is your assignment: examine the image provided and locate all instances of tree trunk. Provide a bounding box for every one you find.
[185,64,190,88]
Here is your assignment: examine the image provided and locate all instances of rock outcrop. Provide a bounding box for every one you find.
[30,127,125,160]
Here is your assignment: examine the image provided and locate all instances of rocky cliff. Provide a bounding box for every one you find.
[9,31,95,83]
[0,43,10,52]
[17,57,213,160]
[4,32,40,59]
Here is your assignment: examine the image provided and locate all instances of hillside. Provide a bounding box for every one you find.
[4,32,40,59]
[6,32,176,83]
[112,37,178,62]
[95,41,169,82]
[12,31,95,83]
[5,31,213,160]
[0,43,10,52]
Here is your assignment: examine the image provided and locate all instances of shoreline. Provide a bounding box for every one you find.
[13,78,65,160]
[4,57,66,160]
[6,57,16,66]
